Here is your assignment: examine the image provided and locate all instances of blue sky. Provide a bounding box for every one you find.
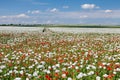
[0,0,120,24]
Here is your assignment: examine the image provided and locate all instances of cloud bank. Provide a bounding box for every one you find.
[0,9,120,24]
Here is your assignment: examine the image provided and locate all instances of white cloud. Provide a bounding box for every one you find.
[27,10,40,14]
[50,8,59,12]
[105,9,112,13]
[31,10,40,14]
[0,16,7,18]
[79,15,88,18]
[81,4,99,9]
[0,14,29,19]
[16,14,29,18]
[63,6,69,9]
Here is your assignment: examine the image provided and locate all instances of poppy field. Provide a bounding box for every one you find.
[0,31,120,80]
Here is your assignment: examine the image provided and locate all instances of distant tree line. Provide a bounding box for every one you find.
[0,24,54,27]
[0,24,120,28]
